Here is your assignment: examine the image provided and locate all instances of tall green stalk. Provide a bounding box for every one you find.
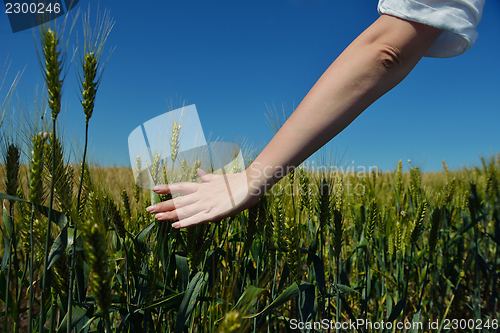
[67,9,113,331]
[40,120,57,333]
[39,26,63,333]
[3,143,20,333]
[469,184,482,321]
[28,132,45,333]
[67,122,88,332]
[28,205,35,333]
[333,209,342,333]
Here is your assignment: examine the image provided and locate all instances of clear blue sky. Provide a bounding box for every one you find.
[1,0,499,173]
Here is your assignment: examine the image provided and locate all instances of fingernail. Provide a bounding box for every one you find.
[172,222,179,228]
[146,206,154,212]
[152,185,160,191]
[155,213,164,219]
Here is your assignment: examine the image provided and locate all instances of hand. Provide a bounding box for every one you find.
[146,169,260,229]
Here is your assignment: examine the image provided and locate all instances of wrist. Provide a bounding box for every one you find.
[245,161,291,197]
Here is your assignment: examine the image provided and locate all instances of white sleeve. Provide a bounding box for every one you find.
[378,0,486,58]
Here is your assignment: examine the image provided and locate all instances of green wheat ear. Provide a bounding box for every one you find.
[44,134,73,215]
[217,310,251,333]
[285,216,302,284]
[333,209,343,258]
[83,221,112,316]
[388,234,395,256]
[18,187,32,251]
[83,192,112,315]
[121,189,132,222]
[366,198,378,242]
[273,192,287,252]
[318,177,332,231]
[396,159,403,198]
[428,207,442,255]
[105,194,126,239]
[77,162,93,218]
[296,167,309,212]
[443,178,456,206]
[371,168,377,189]
[29,133,47,204]
[52,250,70,297]
[4,143,20,204]
[81,53,98,123]
[79,6,114,124]
[187,224,210,270]
[410,199,427,244]
[245,203,258,249]
[134,156,142,203]
[170,122,181,166]
[41,29,63,120]
[335,174,343,211]
[395,221,402,253]
[260,194,274,244]
[151,152,161,184]
[442,159,450,178]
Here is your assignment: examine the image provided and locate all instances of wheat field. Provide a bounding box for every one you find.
[0,11,499,333]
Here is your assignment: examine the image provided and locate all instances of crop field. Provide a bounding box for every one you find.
[0,13,499,333]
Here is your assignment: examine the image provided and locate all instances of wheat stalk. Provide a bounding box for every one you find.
[38,23,66,333]
[170,123,181,166]
[3,143,20,333]
[366,199,378,242]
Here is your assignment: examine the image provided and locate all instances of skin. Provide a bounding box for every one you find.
[146,14,443,229]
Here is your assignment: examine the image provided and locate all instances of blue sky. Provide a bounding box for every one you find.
[1,0,499,173]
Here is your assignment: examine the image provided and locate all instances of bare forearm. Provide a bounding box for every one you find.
[247,15,442,190]
[149,15,443,228]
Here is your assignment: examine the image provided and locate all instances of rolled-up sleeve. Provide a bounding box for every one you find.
[378,0,486,58]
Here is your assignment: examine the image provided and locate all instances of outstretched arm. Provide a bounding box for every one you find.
[148,14,443,228]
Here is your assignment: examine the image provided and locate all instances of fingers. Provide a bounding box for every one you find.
[152,172,219,194]
[155,202,205,221]
[147,193,197,214]
[152,182,201,196]
[147,192,205,220]
[146,171,232,228]
[171,212,213,229]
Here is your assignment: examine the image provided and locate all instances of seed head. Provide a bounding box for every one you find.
[170,122,181,164]
[366,199,378,242]
[396,159,403,197]
[333,209,343,258]
[297,167,309,212]
[151,152,161,184]
[81,52,98,123]
[42,29,63,119]
[83,221,112,315]
[121,190,132,222]
[5,143,20,200]
[335,175,343,211]
[285,216,302,284]
[428,207,442,255]
[410,199,427,244]
[274,194,287,252]
[29,134,45,204]
[318,177,332,230]
[105,195,126,239]
[395,221,402,253]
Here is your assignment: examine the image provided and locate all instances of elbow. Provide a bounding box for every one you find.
[377,43,404,69]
